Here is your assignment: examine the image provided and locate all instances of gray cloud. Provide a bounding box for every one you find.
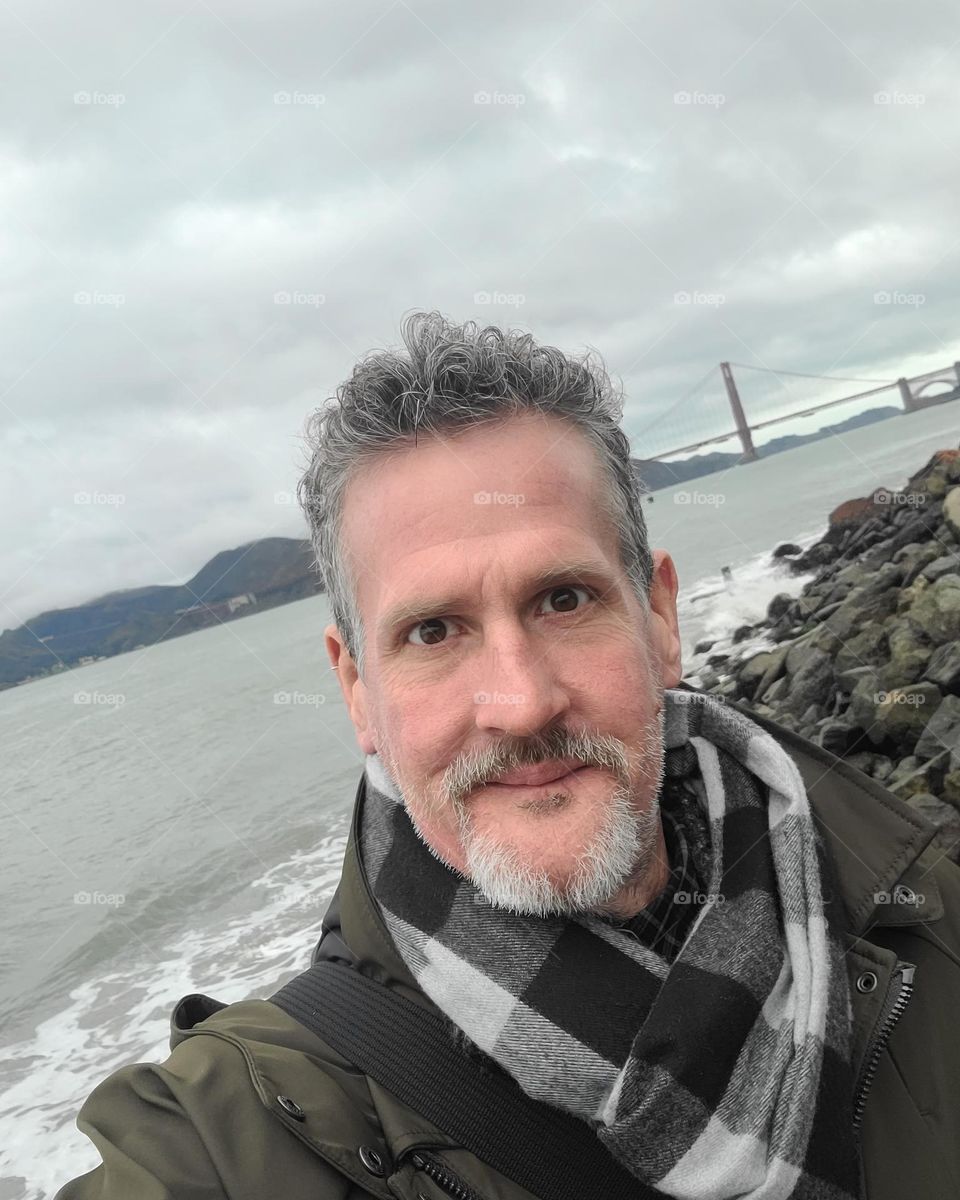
[2,0,958,621]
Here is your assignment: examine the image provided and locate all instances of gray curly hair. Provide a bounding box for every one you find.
[296,311,652,677]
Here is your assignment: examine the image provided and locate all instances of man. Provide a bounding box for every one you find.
[56,314,960,1199]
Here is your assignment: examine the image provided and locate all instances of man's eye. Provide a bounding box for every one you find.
[537,585,592,615]
[407,617,454,647]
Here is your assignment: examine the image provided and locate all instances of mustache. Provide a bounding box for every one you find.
[440,718,662,810]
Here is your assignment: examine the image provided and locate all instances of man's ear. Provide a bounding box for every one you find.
[647,550,682,688]
[325,623,376,755]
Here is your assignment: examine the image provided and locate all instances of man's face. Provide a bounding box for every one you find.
[327,411,682,916]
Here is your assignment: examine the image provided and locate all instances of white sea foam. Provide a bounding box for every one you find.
[0,828,347,1199]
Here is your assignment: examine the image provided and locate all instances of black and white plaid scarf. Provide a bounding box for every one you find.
[359,689,860,1199]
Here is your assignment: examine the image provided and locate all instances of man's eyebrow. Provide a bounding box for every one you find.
[377,559,620,640]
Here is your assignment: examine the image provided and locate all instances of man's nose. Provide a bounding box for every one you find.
[472,632,570,735]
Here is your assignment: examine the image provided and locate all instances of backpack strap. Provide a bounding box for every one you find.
[269,960,653,1200]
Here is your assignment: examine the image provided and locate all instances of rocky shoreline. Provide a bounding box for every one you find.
[690,446,960,864]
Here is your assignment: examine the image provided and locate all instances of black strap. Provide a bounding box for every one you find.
[270,961,652,1200]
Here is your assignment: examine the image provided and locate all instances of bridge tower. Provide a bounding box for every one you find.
[719,362,758,462]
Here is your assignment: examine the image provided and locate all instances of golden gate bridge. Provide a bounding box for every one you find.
[632,360,960,465]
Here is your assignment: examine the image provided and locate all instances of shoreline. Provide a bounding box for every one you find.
[688,444,960,864]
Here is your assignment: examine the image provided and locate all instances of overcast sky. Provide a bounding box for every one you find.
[2,0,958,624]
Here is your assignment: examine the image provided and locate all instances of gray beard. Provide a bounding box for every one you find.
[378,708,667,918]
[458,775,663,917]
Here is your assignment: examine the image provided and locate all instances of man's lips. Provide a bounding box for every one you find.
[486,758,589,787]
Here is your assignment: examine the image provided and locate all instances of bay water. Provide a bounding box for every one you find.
[1,401,957,1197]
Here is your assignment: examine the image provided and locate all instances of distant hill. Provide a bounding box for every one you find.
[632,405,901,491]
[0,537,323,690]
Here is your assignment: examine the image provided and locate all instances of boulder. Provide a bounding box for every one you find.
[921,556,960,583]
[833,625,889,676]
[817,719,856,756]
[771,543,802,559]
[784,649,835,718]
[944,486,960,542]
[869,683,942,752]
[908,575,960,642]
[914,693,960,766]
[924,641,960,694]
[766,592,794,622]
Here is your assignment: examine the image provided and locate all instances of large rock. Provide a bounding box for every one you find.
[823,588,898,641]
[785,649,835,718]
[869,683,942,751]
[905,792,960,865]
[914,693,960,767]
[944,486,960,542]
[922,556,960,583]
[847,670,881,731]
[924,641,960,694]
[877,619,933,690]
[834,625,889,676]
[908,575,960,642]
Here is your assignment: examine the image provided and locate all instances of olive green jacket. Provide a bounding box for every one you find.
[55,712,960,1200]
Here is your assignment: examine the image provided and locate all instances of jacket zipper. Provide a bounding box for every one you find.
[409,1150,488,1200]
[852,960,915,1134]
